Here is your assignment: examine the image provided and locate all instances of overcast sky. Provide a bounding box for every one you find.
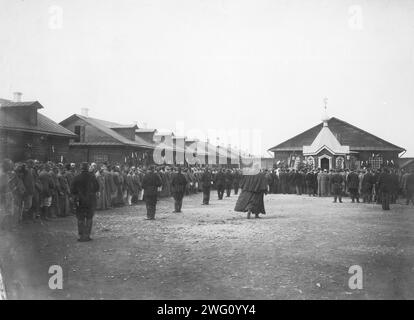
[1,0,414,156]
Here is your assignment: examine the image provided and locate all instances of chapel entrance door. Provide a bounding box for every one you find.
[320,158,330,171]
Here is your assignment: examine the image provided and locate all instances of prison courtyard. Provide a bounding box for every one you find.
[1,193,413,300]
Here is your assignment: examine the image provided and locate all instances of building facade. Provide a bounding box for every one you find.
[269,117,405,171]
[0,94,76,162]
[59,114,156,166]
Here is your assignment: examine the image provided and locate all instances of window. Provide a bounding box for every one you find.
[93,154,108,163]
[73,125,85,142]
[369,155,383,170]
[74,125,81,142]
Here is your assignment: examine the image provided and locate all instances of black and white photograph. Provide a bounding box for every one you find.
[1,0,414,307]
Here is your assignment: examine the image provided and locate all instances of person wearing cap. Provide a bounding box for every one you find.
[141,165,162,220]
[233,169,242,195]
[71,162,99,241]
[38,163,55,220]
[0,159,25,229]
[331,169,344,203]
[225,169,234,197]
[57,165,71,216]
[405,169,414,205]
[378,167,393,210]
[200,166,213,205]
[171,166,188,213]
[214,168,226,200]
[347,169,360,203]
[20,160,36,221]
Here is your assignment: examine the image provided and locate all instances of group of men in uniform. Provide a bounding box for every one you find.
[262,166,414,210]
[2,157,414,241]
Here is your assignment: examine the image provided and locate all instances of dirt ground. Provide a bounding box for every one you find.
[1,193,413,300]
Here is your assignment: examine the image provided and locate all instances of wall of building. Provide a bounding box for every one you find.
[0,130,71,162]
[66,145,153,166]
[62,117,119,143]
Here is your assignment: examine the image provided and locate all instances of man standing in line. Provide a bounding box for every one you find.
[331,169,344,203]
[38,163,54,221]
[21,161,36,222]
[378,167,393,211]
[215,168,226,200]
[201,167,213,205]
[405,169,414,205]
[225,169,234,197]
[171,167,188,213]
[347,169,360,203]
[233,169,241,195]
[142,165,162,220]
[71,162,99,242]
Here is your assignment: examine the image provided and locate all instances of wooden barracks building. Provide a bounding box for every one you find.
[269,116,406,171]
[59,111,156,166]
[0,92,76,162]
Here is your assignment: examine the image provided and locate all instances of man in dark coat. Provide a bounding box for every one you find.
[405,169,414,205]
[361,169,374,203]
[200,167,213,205]
[171,167,188,213]
[378,168,393,210]
[279,169,288,194]
[224,169,234,197]
[305,171,316,196]
[38,163,55,221]
[71,162,99,242]
[21,161,36,221]
[272,170,279,194]
[142,166,162,220]
[234,170,268,219]
[347,169,360,203]
[294,170,304,195]
[214,168,226,200]
[288,169,296,194]
[233,169,241,195]
[331,169,344,203]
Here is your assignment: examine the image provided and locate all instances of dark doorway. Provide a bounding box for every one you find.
[321,158,330,171]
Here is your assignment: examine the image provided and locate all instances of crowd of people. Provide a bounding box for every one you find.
[0,159,242,233]
[263,167,414,209]
[1,158,413,239]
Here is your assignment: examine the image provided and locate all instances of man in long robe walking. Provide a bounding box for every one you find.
[234,169,268,219]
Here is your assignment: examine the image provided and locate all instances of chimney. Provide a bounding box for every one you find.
[81,108,89,117]
[13,92,22,102]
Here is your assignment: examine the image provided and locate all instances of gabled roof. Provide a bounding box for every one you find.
[60,114,155,149]
[269,117,405,153]
[0,100,76,138]
[303,122,350,155]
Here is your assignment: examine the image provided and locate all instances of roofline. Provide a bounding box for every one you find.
[330,117,406,152]
[69,142,155,149]
[61,114,156,148]
[268,121,322,151]
[0,101,44,109]
[111,125,138,129]
[0,126,77,138]
[268,117,406,152]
